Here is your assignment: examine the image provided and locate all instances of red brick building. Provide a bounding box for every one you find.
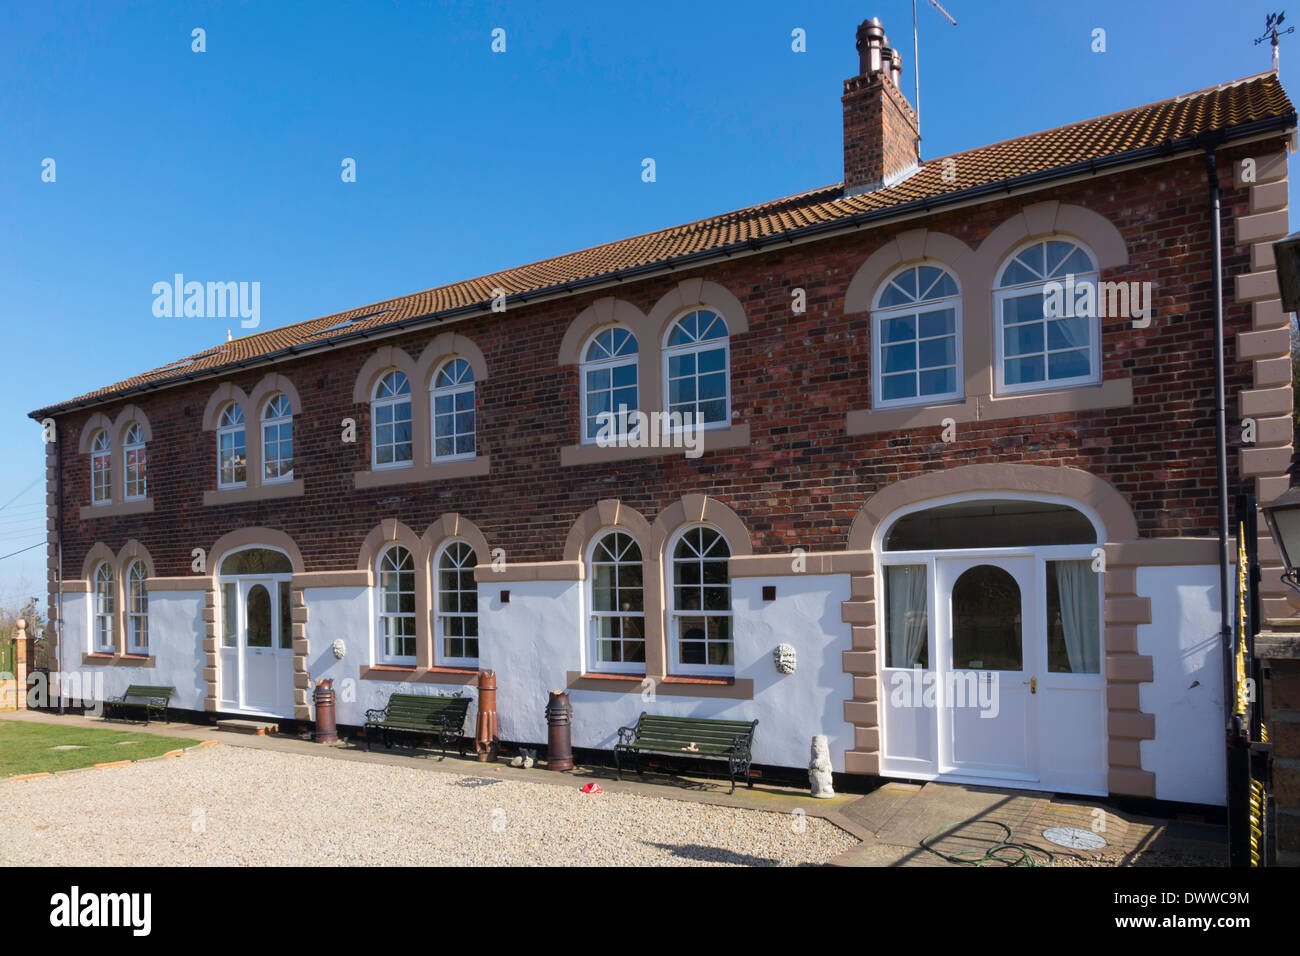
[31,18,1298,802]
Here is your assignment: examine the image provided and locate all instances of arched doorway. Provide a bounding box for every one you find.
[215,546,295,718]
[877,495,1107,794]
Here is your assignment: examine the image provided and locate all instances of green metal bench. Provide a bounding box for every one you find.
[615,713,759,794]
[364,692,470,759]
[105,684,174,725]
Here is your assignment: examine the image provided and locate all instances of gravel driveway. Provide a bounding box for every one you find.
[0,744,856,866]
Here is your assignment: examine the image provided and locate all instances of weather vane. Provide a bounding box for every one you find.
[1255,12,1294,69]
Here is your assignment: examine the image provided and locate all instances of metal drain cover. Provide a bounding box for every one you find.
[1041,826,1107,850]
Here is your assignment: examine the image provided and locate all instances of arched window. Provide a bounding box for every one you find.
[430,359,475,461]
[217,403,247,488]
[872,264,961,407]
[90,431,111,504]
[262,394,294,482]
[994,238,1100,393]
[435,540,478,665]
[372,371,413,468]
[669,525,732,673]
[664,309,729,428]
[377,545,416,663]
[582,327,639,442]
[123,424,147,500]
[126,560,148,654]
[588,530,645,671]
[218,548,294,575]
[93,562,114,653]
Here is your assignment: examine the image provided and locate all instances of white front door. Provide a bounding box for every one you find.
[217,576,293,718]
[935,555,1039,782]
[240,579,278,712]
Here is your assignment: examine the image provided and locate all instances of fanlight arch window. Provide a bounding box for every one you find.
[262,394,294,482]
[93,562,114,652]
[218,547,294,576]
[872,264,962,407]
[377,545,416,663]
[435,540,479,665]
[582,327,639,442]
[588,530,645,671]
[994,238,1100,394]
[669,525,733,673]
[883,499,1097,551]
[123,424,147,500]
[216,403,247,488]
[126,560,149,654]
[90,431,111,504]
[372,371,413,468]
[430,359,475,461]
[663,310,729,428]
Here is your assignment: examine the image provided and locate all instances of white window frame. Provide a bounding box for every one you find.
[666,523,734,676]
[429,359,476,462]
[93,561,115,653]
[371,370,414,470]
[871,263,964,409]
[90,431,111,505]
[586,529,646,674]
[993,238,1101,396]
[126,560,149,655]
[122,424,147,501]
[261,393,294,484]
[874,491,1106,683]
[216,403,247,489]
[376,544,417,665]
[434,539,479,667]
[661,309,731,432]
[580,326,639,444]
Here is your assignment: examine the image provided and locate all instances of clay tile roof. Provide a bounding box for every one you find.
[32,71,1295,418]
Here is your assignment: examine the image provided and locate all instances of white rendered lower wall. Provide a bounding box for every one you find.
[301,574,855,772]
[55,590,206,712]
[1137,564,1227,807]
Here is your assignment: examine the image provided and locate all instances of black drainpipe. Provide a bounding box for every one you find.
[1204,143,1234,733]
[55,422,65,715]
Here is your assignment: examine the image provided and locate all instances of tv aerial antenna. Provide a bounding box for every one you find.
[913,0,958,142]
[1255,12,1294,69]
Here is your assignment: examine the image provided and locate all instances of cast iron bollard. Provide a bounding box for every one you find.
[545,690,574,771]
[475,669,499,761]
[312,678,338,743]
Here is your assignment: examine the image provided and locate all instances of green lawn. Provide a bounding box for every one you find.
[0,720,198,777]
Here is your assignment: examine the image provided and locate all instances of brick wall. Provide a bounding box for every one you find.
[47,141,1277,580]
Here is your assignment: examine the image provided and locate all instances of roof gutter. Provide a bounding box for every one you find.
[29,111,1297,421]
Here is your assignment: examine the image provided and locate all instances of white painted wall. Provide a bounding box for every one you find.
[299,573,854,772]
[1137,564,1226,807]
[57,590,206,712]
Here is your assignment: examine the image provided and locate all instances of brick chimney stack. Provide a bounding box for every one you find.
[843,17,920,196]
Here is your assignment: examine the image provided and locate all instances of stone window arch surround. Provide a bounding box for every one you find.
[352,337,491,488]
[79,538,156,662]
[562,495,755,697]
[77,406,154,518]
[844,202,1133,436]
[202,377,306,505]
[557,281,752,466]
[354,513,492,675]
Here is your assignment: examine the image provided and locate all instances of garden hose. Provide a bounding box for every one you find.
[919,820,1055,867]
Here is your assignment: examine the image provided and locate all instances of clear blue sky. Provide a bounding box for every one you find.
[0,0,1291,604]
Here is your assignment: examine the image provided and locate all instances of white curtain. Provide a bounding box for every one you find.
[1055,559,1099,673]
[887,565,928,667]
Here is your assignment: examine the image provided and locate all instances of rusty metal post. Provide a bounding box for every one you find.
[312,678,338,743]
[545,690,574,771]
[474,669,499,761]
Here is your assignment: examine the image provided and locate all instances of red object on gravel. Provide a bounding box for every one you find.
[580,782,603,794]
